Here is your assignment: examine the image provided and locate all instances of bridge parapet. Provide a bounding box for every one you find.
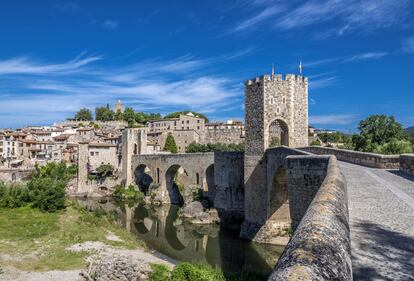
[269,156,352,281]
[400,154,414,176]
[300,146,399,169]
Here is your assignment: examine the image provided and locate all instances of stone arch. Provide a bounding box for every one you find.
[134,164,154,194]
[165,164,190,205]
[133,205,154,234]
[204,164,215,202]
[269,166,291,224]
[268,118,289,147]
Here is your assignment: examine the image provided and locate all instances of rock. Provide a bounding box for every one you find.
[182,202,220,224]
[182,201,203,218]
[80,252,152,281]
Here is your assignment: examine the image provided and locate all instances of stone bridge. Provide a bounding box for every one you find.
[130,152,245,221]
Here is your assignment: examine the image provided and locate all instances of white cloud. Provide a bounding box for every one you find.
[344,52,388,62]
[0,53,101,75]
[103,20,119,30]
[310,76,338,89]
[303,52,388,68]
[232,0,412,37]
[0,52,248,127]
[310,114,358,125]
[401,36,414,53]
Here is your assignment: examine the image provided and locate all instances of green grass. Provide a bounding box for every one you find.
[0,203,144,272]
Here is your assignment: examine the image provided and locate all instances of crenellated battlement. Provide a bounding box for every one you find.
[245,73,308,86]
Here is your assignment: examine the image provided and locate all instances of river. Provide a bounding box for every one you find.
[75,198,284,277]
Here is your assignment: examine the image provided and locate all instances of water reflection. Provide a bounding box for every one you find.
[75,199,284,276]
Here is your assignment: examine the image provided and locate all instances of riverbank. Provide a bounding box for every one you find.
[0,203,172,281]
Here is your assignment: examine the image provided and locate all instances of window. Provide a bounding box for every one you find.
[283,97,286,103]
[90,152,94,156]
[95,152,99,156]
[186,120,189,124]
[197,126,200,130]
[196,173,200,185]
[187,126,189,130]
[277,107,280,114]
[182,121,184,124]
[197,120,200,123]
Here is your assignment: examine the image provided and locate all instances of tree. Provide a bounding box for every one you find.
[114,111,123,121]
[123,107,136,126]
[95,104,114,121]
[75,108,93,121]
[349,115,414,154]
[358,115,410,146]
[164,134,178,153]
[186,142,244,153]
[164,111,209,122]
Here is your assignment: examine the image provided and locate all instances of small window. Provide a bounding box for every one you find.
[95,152,99,156]
[197,126,200,130]
[283,97,286,103]
[90,152,94,156]
[187,120,189,124]
[277,107,280,114]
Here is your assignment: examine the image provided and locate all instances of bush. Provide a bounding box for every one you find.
[171,263,225,281]
[310,140,321,146]
[0,182,30,208]
[149,264,171,281]
[186,142,244,153]
[113,185,144,203]
[0,162,76,212]
[96,164,115,179]
[373,139,414,155]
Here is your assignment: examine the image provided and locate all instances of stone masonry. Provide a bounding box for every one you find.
[242,73,309,240]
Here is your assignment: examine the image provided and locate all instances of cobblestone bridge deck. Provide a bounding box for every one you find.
[340,161,414,280]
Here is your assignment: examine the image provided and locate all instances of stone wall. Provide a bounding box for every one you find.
[269,156,352,281]
[240,146,312,243]
[300,146,400,169]
[201,127,244,145]
[213,152,244,222]
[400,154,414,176]
[0,168,33,183]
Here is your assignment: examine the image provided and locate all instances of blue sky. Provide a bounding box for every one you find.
[0,0,413,132]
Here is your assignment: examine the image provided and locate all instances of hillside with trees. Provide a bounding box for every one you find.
[406,126,414,138]
[339,115,414,154]
[164,111,209,122]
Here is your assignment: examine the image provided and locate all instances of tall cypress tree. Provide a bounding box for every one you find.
[163,134,178,153]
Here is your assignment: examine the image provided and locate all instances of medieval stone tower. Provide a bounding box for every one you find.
[241,72,309,238]
[244,73,308,153]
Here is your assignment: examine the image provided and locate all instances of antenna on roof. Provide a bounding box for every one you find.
[271,63,275,79]
[299,59,303,75]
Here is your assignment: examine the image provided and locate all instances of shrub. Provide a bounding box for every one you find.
[171,263,225,281]
[310,140,321,146]
[113,185,144,203]
[0,182,30,208]
[96,164,115,179]
[186,142,244,153]
[149,264,171,281]
[28,162,76,212]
